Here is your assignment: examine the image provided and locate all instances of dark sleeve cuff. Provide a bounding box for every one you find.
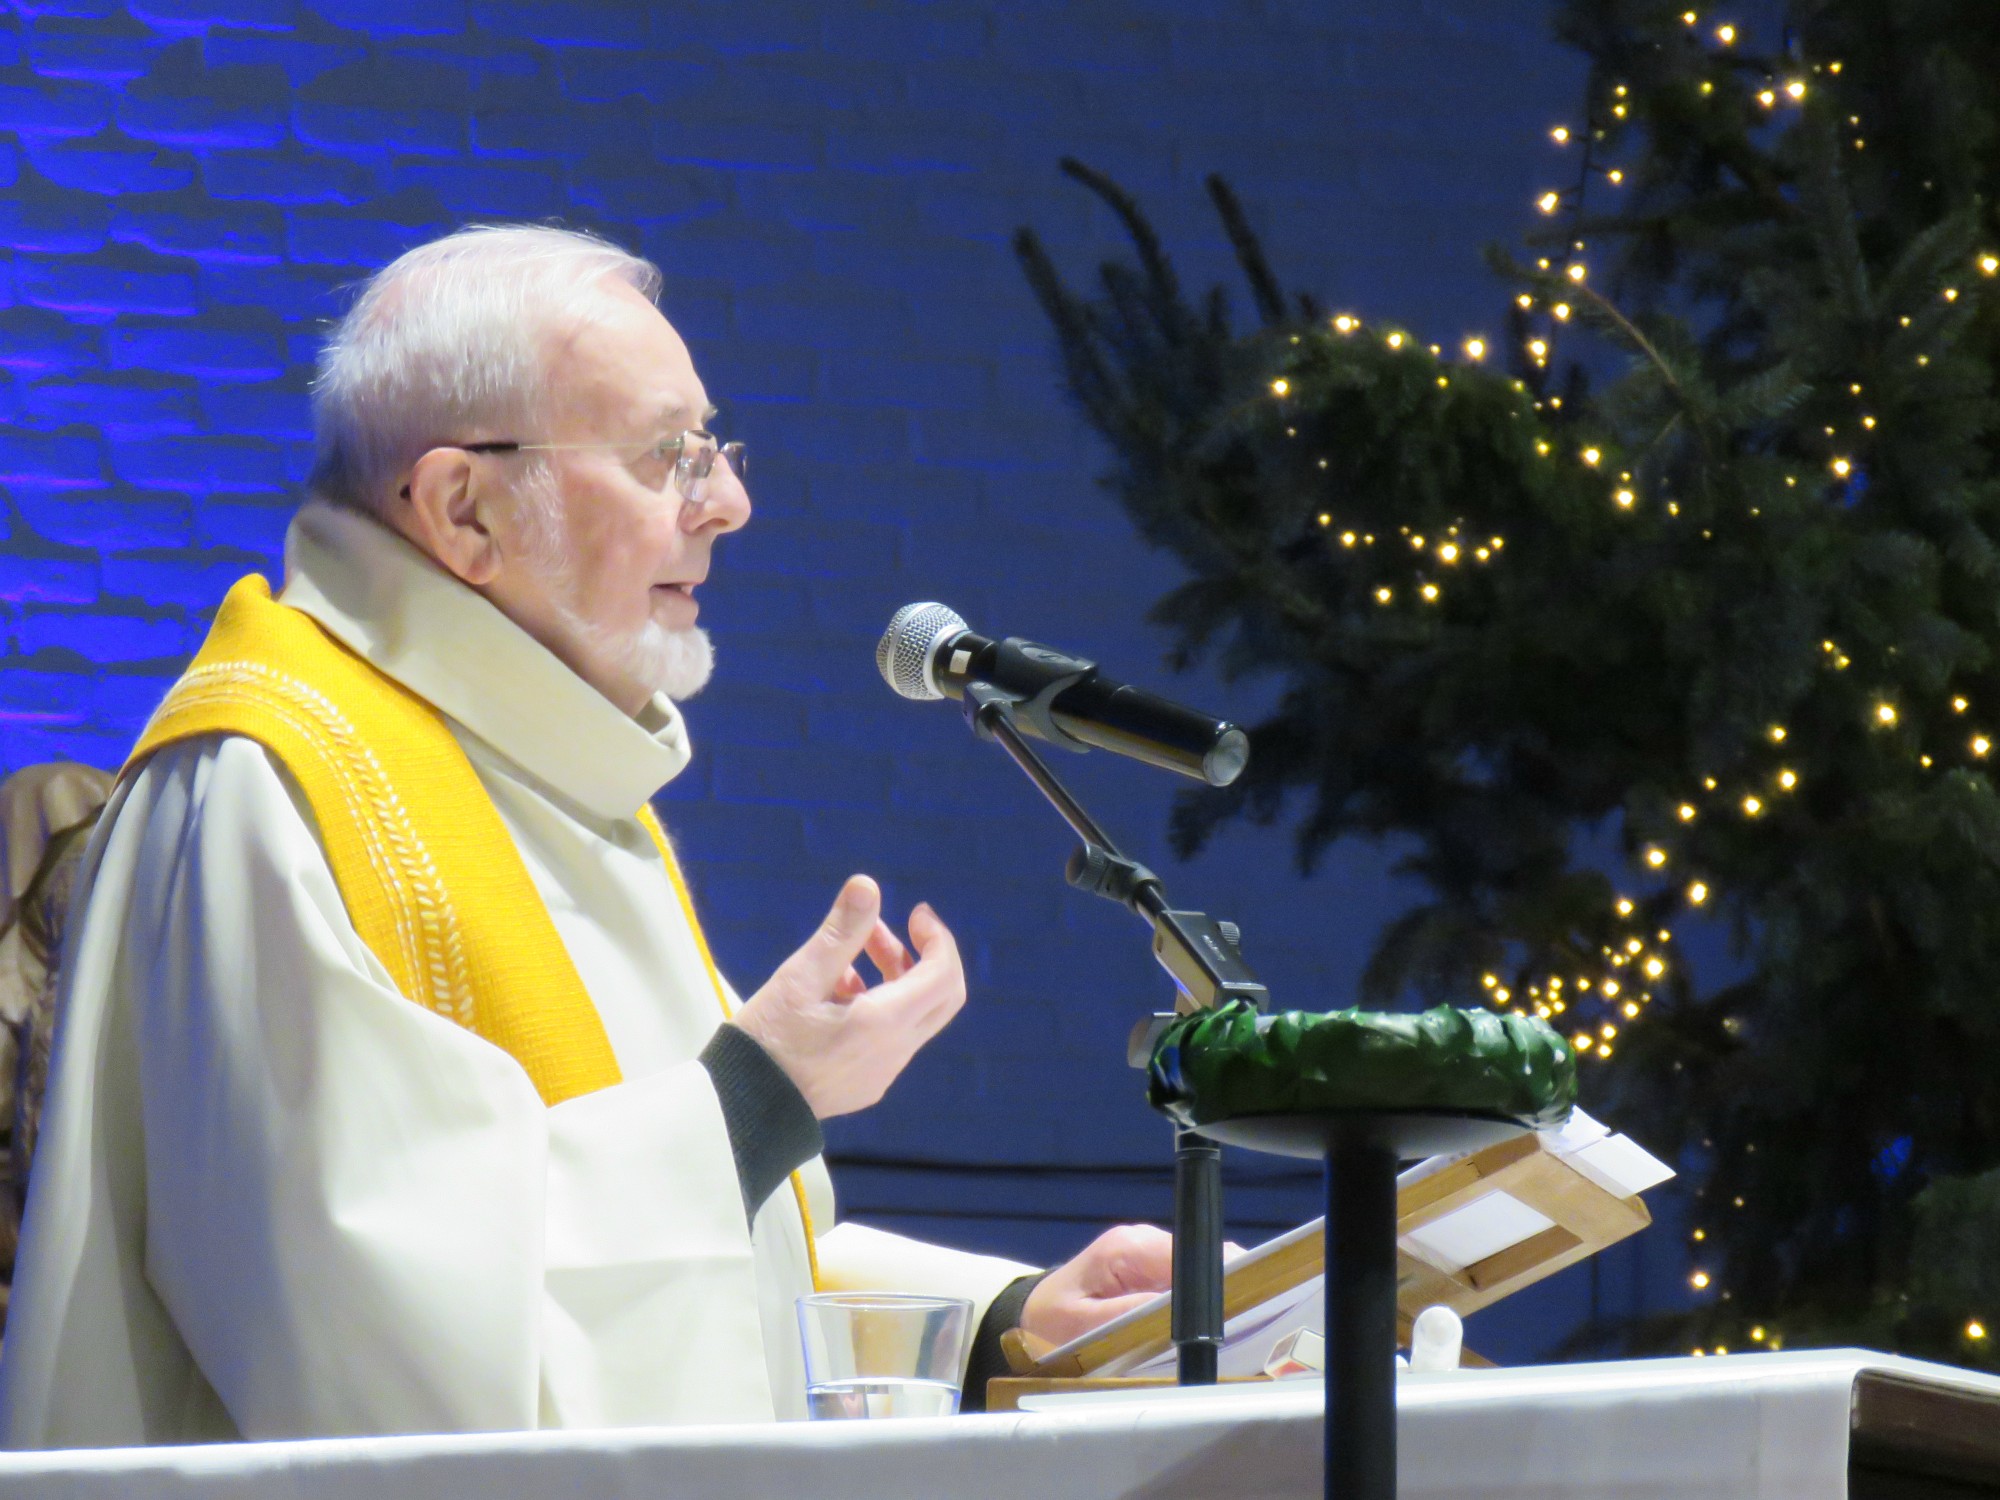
[958,1270,1051,1413]
[698,1023,824,1225]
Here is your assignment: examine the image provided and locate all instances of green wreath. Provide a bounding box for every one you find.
[1147,999,1577,1130]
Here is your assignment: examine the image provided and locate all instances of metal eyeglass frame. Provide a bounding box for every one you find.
[458,431,748,504]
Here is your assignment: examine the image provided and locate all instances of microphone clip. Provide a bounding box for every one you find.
[961,677,1093,755]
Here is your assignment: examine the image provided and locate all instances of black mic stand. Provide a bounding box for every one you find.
[958,683,1268,1385]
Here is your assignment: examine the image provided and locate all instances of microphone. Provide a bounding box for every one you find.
[876,603,1249,787]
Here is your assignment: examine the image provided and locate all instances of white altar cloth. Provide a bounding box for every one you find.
[0,1349,1992,1499]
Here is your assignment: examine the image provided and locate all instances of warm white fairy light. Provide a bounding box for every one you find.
[1334,314,1358,333]
[1538,191,1561,215]
[1271,378,1290,396]
[1582,447,1603,465]
[1463,337,1487,360]
[1689,882,1710,905]
[1715,23,1735,43]
[1876,703,1898,727]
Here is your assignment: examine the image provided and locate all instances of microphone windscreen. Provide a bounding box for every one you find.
[876,602,969,701]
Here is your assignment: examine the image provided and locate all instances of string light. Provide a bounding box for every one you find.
[1970,1321,1989,1342]
[1645,846,1668,867]
[1777,769,1797,790]
[1616,897,1635,916]
[1715,23,1735,43]
[1386,332,1406,349]
[1334,315,1358,334]
[1678,804,1697,821]
[1538,191,1561,214]
[1692,1271,1712,1289]
[1742,795,1762,817]
[1551,126,1571,145]
[1553,302,1572,320]
[1875,703,1899,727]
[1271,378,1290,396]
[1689,882,1709,904]
[1615,489,1636,508]
[1463,337,1487,360]
[1974,736,1991,758]
[1954,697,1969,713]
[1831,457,1852,477]
[1785,80,1806,100]
[1769,725,1787,742]
[1582,447,1603,465]
[1981,255,2000,277]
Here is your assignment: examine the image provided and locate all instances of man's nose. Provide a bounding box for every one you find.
[690,463,751,534]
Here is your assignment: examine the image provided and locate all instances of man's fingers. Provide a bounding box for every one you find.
[1091,1224,1174,1295]
[789,875,881,992]
[907,901,952,956]
[833,966,867,1001]
[862,918,912,982]
[1074,1289,1162,1331]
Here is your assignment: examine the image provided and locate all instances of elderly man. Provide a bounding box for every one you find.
[0,225,1171,1447]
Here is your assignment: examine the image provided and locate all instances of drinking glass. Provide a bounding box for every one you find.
[796,1292,974,1419]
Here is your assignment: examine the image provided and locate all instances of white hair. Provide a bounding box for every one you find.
[309,224,662,517]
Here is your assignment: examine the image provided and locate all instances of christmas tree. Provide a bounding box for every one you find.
[1016,0,2000,1365]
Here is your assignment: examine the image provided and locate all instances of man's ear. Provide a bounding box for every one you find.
[401,448,502,587]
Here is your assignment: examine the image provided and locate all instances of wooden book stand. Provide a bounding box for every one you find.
[986,1126,1656,1412]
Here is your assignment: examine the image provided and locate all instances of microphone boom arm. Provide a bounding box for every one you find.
[961,684,1269,1018]
[960,681,1260,1389]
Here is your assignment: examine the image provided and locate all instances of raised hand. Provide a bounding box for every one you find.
[730,875,965,1119]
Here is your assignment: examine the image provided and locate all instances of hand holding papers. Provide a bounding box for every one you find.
[999,1110,1672,1387]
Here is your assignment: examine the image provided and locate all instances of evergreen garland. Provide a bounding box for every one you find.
[1016,0,2000,1365]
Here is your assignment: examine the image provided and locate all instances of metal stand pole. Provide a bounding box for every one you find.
[1171,1128,1223,1384]
[1325,1127,1398,1500]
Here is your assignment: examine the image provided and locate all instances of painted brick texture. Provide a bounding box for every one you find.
[0,0,1620,1355]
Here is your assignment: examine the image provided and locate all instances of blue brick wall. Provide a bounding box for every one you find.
[0,0,1654,1358]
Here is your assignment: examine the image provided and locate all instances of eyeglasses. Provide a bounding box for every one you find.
[459,430,748,504]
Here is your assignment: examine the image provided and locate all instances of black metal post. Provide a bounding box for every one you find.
[1325,1127,1399,1500]
[1170,1128,1223,1384]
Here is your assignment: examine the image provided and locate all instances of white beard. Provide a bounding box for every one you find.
[515,469,716,703]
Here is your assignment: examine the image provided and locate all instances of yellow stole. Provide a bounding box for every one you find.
[128,574,819,1282]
